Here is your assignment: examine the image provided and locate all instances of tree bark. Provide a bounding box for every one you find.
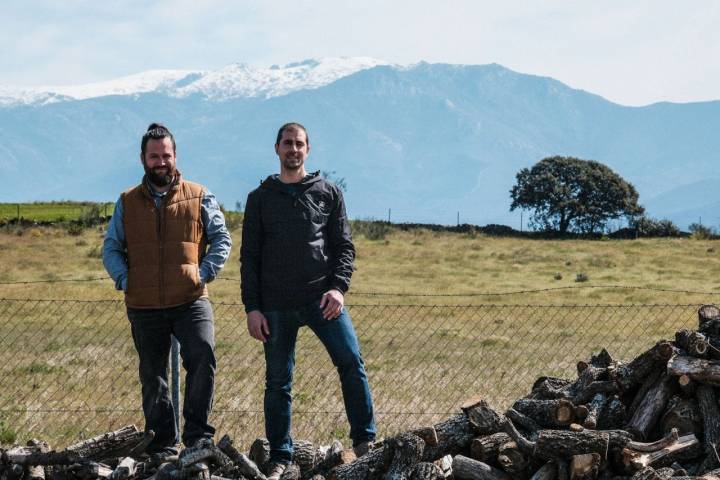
[249,439,271,475]
[216,435,265,480]
[660,397,702,436]
[698,305,720,335]
[626,375,677,441]
[451,456,511,480]
[408,462,444,480]
[512,399,576,428]
[506,409,541,438]
[470,433,511,465]
[668,357,720,387]
[583,394,609,430]
[530,462,557,480]
[611,343,674,392]
[696,385,720,473]
[597,396,627,430]
[675,330,709,358]
[569,453,601,480]
[64,425,146,462]
[497,441,529,477]
[383,433,425,480]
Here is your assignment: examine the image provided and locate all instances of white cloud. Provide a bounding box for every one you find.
[1,0,718,105]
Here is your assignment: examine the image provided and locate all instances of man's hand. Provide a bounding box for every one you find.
[247,310,270,342]
[320,289,344,320]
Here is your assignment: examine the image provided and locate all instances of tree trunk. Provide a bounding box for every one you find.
[533,430,610,461]
[611,343,674,392]
[64,425,146,462]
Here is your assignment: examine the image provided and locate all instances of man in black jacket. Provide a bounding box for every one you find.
[240,123,376,479]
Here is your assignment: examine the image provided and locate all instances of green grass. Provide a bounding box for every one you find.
[0,202,114,223]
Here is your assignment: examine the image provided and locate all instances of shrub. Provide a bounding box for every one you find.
[633,216,681,238]
[688,223,716,240]
[575,273,589,282]
[350,220,390,241]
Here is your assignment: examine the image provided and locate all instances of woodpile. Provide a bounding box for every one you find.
[3,304,720,480]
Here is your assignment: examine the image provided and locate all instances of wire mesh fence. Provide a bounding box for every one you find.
[0,299,703,450]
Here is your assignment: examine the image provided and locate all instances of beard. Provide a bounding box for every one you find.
[282,156,304,171]
[143,163,175,187]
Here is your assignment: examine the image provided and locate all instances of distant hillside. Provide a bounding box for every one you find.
[1,59,718,229]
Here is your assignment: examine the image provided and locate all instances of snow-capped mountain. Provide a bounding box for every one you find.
[1,59,718,229]
[0,57,390,106]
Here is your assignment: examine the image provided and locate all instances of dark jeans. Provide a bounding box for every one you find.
[127,297,216,453]
[263,301,376,463]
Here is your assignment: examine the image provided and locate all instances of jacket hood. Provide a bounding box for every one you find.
[260,171,323,192]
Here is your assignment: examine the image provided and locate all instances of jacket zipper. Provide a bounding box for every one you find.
[156,196,167,306]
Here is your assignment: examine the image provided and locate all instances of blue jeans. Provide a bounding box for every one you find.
[127,297,216,453]
[263,301,376,463]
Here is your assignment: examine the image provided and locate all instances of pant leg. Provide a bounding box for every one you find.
[171,297,216,446]
[304,303,376,446]
[263,309,299,464]
[127,307,177,454]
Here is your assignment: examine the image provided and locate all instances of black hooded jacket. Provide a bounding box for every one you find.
[240,172,355,312]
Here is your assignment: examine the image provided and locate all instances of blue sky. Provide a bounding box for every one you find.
[2,0,718,106]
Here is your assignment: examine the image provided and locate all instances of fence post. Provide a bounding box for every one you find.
[170,335,181,444]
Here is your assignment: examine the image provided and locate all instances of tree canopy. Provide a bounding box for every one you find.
[510,156,644,234]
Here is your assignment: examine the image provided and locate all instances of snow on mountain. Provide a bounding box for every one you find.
[0,57,390,106]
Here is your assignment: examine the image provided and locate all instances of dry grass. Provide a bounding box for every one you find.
[0,223,719,447]
[2,223,717,304]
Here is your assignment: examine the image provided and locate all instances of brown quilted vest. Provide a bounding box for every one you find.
[122,174,208,308]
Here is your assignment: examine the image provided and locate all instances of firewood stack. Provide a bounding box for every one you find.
[3,305,720,480]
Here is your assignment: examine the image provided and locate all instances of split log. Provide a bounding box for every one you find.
[583,394,609,429]
[178,443,231,470]
[409,462,444,480]
[533,430,610,461]
[531,378,573,400]
[280,463,300,480]
[451,456,511,480]
[660,397,702,436]
[462,397,506,435]
[309,440,345,479]
[557,459,569,480]
[569,453,601,480]
[529,462,557,480]
[64,425,146,462]
[497,441,529,477]
[421,412,477,462]
[598,396,627,430]
[249,439,270,474]
[678,375,697,397]
[2,447,81,466]
[108,457,138,480]
[434,455,453,478]
[505,409,540,438]
[675,331,708,358]
[512,399,575,428]
[622,433,698,471]
[383,433,425,480]
[668,357,720,387]
[68,462,114,480]
[409,427,439,447]
[470,433,511,464]
[696,385,720,472]
[698,306,720,335]
[626,375,677,441]
[216,435,265,480]
[589,349,615,369]
[611,342,674,392]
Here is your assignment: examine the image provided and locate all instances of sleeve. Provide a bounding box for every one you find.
[240,190,263,313]
[199,190,233,284]
[101,197,129,292]
[326,186,355,293]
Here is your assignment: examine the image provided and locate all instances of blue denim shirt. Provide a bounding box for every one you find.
[102,186,232,292]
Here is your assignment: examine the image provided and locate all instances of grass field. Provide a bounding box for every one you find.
[0,221,718,448]
[0,202,115,223]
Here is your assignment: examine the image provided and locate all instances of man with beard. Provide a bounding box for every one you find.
[241,123,376,480]
[102,123,232,454]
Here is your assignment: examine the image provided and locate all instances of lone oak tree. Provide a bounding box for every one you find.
[510,156,644,234]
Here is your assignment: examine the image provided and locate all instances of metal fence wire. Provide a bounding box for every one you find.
[0,299,702,450]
